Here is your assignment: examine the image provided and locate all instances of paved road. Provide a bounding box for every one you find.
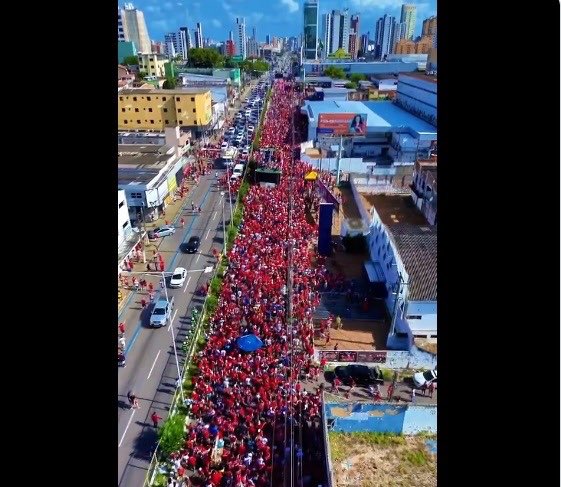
[117,169,229,487]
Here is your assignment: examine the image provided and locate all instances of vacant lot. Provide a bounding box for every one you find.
[329,432,436,487]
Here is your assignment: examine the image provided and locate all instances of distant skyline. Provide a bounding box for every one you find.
[124,0,436,44]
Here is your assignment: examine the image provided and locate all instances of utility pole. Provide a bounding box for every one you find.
[336,134,343,185]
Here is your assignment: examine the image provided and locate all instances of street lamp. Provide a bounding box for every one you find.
[220,191,227,250]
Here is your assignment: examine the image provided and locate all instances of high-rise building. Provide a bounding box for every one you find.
[225,39,236,57]
[164,32,178,58]
[229,31,233,42]
[178,27,189,59]
[246,38,259,58]
[391,21,406,53]
[236,17,247,59]
[422,16,437,49]
[374,14,395,59]
[400,4,416,40]
[119,4,152,53]
[150,40,165,54]
[118,8,126,41]
[195,22,203,48]
[348,14,359,59]
[321,14,331,57]
[359,33,369,57]
[322,9,350,56]
[266,34,271,44]
[252,27,257,41]
[303,0,319,60]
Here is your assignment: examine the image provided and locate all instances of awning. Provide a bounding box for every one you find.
[364,260,385,283]
[304,170,318,181]
[236,334,264,353]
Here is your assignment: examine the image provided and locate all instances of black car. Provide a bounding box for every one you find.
[182,236,201,253]
[334,365,384,386]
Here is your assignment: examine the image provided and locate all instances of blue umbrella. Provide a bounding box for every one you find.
[236,334,264,353]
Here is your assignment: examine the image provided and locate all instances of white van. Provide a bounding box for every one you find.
[232,164,245,177]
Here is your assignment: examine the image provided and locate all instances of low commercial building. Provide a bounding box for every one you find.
[118,189,143,272]
[118,144,189,223]
[395,72,437,126]
[137,53,168,77]
[118,65,135,89]
[118,126,192,157]
[118,88,212,132]
[361,194,437,348]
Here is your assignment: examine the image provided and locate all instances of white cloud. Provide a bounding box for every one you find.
[280,0,299,13]
[145,5,161,13]
[163,2,173,9]
[211,19,222,28]
[152,19,171,32]
[176,2,183,5]
[222,2,231,11]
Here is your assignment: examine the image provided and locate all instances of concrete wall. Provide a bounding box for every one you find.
[118,190,133,246]
[405,301,437,337]
[325,402,436,434]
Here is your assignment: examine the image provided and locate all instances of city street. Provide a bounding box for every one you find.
[117,168,229,487]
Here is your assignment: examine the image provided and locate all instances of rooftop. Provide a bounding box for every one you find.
[118,144,176,185]
[399,72,437,84]
[119,88,211,95]
[303,100,437,138]
[363,194,436,301]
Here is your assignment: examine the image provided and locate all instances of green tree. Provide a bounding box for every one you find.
[349,73,366,83]
[224,57,239,69]
[187,47,225,68]
[344,81,357,89]
[122,55,139,65]
[138,71,148,79]
[323,66,346,79]
[158,414,186,456]
[162,77,177,89]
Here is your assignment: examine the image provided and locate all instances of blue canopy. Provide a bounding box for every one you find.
[236,334,264,353]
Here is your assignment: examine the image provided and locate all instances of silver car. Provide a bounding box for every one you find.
[150,296,175,328]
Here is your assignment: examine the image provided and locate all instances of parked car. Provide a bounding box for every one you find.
[150,225,176,238]
[334,364,384,386]
[181,236,201,253]
[221,142,229,150]
[150,296,174,328]
[169,267,187,288]
[413,369,437,388]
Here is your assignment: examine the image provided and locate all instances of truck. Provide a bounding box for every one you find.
[149,295,175,328]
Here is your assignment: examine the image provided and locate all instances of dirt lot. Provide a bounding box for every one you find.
[315,319,390,350]
[329,432,437,487]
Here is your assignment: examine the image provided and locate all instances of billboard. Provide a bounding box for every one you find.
[317,113,368,136]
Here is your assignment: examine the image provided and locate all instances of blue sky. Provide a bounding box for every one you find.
[129,0,436,43]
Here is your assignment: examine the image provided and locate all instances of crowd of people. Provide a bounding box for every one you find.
[164,80,330,487]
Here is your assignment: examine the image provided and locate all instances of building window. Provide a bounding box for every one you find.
[191,97,195,102]
[162,97,167,101]
[133,97,137,101]
[147,96,151,101]
[122,221,129,229]
[119,96,123,101]
[124,120,128,124]
[148,108,153,112]
[150,120,154,124]
[131,192,142,198]
[136,120,141,124]
[192,108,196,113]
[194,120,197,125]
[177,108,182,112]
[134,108,139,112]
[406,315,422,320]
[119,201,125,208]
[121,108,125,112]
[179,120,183,125]
[375,235,379,243]
[163,108,168,112]
[176,97,181,101]
[165,119,169,124]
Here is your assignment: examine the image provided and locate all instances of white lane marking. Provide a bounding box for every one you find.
[118,410,136,447]
[147,350,161,380]
[205,228,212,240]
[167,309,178,331]
[212,211,217,221]
[183,276,192,293]
[195,254,201,263]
